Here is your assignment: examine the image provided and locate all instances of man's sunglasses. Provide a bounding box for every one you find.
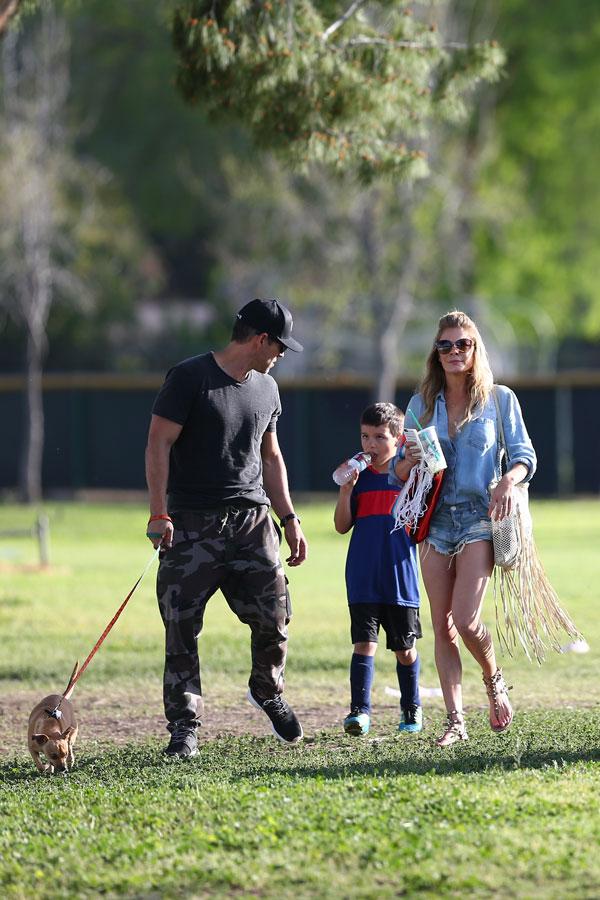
[435,338,475,354]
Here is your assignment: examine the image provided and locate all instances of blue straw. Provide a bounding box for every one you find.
[408,408,424,431]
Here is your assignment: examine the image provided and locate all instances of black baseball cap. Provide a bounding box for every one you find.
[236,298,303,352]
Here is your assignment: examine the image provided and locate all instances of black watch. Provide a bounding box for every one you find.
[279,513,300,528]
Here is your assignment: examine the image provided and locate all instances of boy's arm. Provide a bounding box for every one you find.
[333,471,359,534]
[394,454,420,482]
[389,438,422,485]
[390,395,425,482]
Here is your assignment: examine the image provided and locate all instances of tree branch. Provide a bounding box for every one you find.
[341,35,468,51]
[322,0,369,42]
[0,0,20,37]
[287,0,294,48]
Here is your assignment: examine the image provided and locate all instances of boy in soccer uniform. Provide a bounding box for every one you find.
[334,403,422,735]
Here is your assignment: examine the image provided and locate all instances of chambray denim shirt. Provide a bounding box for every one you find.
[390,385,537,509]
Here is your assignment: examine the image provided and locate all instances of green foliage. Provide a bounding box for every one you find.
[5,0,600,371]
[475,0,600,337]
[172,0,503,182]
[68,0,237,242]
[38,166,165,371]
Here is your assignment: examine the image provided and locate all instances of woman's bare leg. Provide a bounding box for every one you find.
[452,541,512,730]
[419,544,462,716]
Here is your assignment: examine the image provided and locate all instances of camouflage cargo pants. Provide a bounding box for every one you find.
[157,505,291,727]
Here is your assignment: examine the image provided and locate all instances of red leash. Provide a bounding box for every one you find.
[50,546,161,716]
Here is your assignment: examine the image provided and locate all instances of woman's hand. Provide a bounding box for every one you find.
[488,476,515,521]
[394,439,422,482]
[488,463,529,521]
[404,439,423,465]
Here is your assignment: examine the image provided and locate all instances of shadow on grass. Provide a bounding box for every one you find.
[3,744,599,788]
[3,747,599,789]
[2,710,599,786]
[248,746,600,782]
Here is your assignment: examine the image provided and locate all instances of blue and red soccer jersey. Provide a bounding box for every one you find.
[346,466,419,608]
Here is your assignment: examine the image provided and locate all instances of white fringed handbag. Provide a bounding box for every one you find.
[491,388,581,663]
[391,462,435,532]
[391,429,445,543]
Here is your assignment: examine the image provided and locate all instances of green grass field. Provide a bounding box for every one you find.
[0,499,599,898]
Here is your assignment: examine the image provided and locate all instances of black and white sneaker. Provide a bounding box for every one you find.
[163,721,198,759]
[247,689,303,745]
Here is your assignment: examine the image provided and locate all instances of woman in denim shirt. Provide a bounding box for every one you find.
[392,311,536,747]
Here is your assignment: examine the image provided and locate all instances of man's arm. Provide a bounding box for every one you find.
[261,430,307,566]
[145,414,182,548]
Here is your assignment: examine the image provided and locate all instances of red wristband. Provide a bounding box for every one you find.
[148,514,172,523]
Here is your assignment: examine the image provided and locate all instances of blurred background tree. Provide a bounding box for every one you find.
[1,0,600,387]
[170,0,507,396]
[173,0,600,385]
[475,0,600,364]
[0,3,159,500]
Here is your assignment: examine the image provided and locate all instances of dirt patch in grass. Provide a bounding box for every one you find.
[0,685,360,757]
[0,562,71,575]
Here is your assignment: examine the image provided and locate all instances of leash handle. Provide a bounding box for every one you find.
[60,544,161,703]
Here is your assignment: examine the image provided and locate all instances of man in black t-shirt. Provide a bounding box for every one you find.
[145,298,308,758]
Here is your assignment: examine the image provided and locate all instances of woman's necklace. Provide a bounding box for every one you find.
[445,393,469,437]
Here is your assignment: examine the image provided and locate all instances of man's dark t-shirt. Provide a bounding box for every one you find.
[152,352,281,510]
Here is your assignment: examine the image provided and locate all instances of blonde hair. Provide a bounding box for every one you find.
[418,311,494,425]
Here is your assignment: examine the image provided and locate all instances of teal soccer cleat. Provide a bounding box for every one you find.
[399,705,423,734]
[343,709,371,736]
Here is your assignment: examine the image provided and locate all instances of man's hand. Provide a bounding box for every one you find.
[146,517,174,549]
[283,519,307,567]
[146,415,182,550]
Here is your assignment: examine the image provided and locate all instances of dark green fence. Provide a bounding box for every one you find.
[2,373,600,496]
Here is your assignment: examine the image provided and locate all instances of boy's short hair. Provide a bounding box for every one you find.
[361,402,404,437]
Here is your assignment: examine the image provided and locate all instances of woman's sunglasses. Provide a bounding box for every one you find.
[435,338,475,354]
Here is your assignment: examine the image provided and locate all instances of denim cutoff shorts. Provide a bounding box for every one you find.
[426,500,492,556]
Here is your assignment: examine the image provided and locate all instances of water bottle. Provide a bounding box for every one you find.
[332,452,372,486]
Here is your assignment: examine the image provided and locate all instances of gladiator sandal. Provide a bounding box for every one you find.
[483,668,513,733]
[436,710,468,748]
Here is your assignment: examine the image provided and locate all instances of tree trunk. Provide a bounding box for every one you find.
[374,213,423,403]
[376,288,415,402]
[20,328,45,503]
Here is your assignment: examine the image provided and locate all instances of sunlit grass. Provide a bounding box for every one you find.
[0,499,598,898]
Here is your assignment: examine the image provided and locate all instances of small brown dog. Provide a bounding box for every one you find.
[27,662,79,774]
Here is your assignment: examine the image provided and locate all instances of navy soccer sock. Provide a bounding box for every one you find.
[350,653,375,715]
[397,655,421,710]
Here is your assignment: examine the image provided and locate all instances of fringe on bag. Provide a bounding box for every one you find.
[391,463,433,533]
[493,499,582,664]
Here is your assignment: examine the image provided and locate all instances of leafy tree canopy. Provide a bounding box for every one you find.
[172,0,504,182]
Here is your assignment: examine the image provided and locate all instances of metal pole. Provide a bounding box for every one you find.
[35,513,50,567]
[555,386,574,496]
